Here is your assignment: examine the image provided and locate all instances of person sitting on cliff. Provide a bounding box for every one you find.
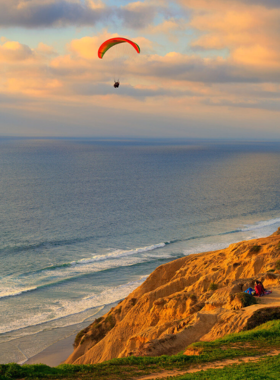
[259,280,266,291]
[255,280,266,296]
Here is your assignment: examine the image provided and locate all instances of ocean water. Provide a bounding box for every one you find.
[1,138,280,364]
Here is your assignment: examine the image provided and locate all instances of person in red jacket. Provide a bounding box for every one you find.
[255,280,265,296]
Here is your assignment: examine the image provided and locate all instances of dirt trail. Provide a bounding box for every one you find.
[134,350,280,380]
[135,286,280,380]
[258,286,280,305]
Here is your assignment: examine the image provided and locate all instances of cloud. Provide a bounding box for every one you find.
[127,53,269,84]
[71,82,199,99]
[0,39,58,63]
[177,0,280,78]
[0,0,167,29]
[0,1,279,138]
[148,18,188,35]
[203,98,280,112]
[69,30,122,60]
[36,42,58,57]
[233,0,280,8]
[0,41,34,61]
[0,19,280,140]
[0,0,108,28]
[119,1,157,29]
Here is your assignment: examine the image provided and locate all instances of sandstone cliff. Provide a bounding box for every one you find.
[65,228,280,364]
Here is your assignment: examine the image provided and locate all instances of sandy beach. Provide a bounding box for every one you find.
[21,302,119,367]
[24,334,75,367]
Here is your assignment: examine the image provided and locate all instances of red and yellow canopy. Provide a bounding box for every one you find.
[98,37,140,59]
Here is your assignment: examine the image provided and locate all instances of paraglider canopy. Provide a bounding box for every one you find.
[98,37,140,59]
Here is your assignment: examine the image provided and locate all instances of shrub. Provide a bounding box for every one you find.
[130,298,138,306]
[4,363,23,378]
[250,245,261,253]
[209,283,218,291]
[236,292,257,307]
[95,317,104,323]
[80,336,86,345]
[74,330,85,347]
[105,314,116,329]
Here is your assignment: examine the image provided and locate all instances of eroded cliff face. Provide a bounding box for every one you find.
[65,228,280,364]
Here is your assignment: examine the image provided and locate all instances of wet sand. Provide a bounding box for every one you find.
[24,334,75,367]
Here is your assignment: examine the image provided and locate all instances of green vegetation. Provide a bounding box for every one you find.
[130,298,138,306]
[2,320,280,380]
[208,283,218,291]
[95,317,104,324]
[275,260,280,270]
[192,319,280,350]
[249,245,261,253]
[165,355,280,379]
[235,292,257,307]
[74,316,109,348]
[105,314,116,329]
[73,326,89,347]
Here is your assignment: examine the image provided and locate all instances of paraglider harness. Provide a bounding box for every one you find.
[114,81,120,88]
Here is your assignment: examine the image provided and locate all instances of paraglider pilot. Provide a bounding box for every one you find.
[114,81,120,88]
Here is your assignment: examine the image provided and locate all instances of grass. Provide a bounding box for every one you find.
[164,355,280,379]
[2,320,280,380]
[191,319,280,350]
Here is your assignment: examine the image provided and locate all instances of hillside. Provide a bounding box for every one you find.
[65,228,280,365]
[2,319,280,380]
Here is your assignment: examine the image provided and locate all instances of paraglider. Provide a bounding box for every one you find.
[98,37,140,88]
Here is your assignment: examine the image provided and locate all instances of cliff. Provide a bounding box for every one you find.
[65,228,280,364]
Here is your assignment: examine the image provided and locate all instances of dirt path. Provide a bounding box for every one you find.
[134,350,280,380]
[258,286,280,305]
[134,286,280,379]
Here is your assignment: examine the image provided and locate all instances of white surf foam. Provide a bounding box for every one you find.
[70,243,166,266]
[182,218,280,257]
[183,241,236,256]
[0,286,38,300]
[0,306,105,345]
[0,243,166,300]
[0,276,148,335]
[241,217,280,233]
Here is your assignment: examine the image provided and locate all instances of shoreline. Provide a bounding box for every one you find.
[65,227,280,365]
[23,334,76,367]
[6,225,279,367]
[19,301,119,367]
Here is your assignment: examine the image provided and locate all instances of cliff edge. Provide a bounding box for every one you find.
[65,228,280,364]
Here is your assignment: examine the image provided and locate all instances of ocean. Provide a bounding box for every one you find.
[1,138,280,364]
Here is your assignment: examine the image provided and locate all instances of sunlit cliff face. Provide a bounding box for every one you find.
[0,0,279,138]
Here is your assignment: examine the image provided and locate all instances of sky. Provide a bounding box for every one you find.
[0,0,280,139]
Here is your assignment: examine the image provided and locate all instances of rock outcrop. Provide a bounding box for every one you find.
[65,228,280,364]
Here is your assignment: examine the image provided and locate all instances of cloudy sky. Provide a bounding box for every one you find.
[0,0,280,138]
